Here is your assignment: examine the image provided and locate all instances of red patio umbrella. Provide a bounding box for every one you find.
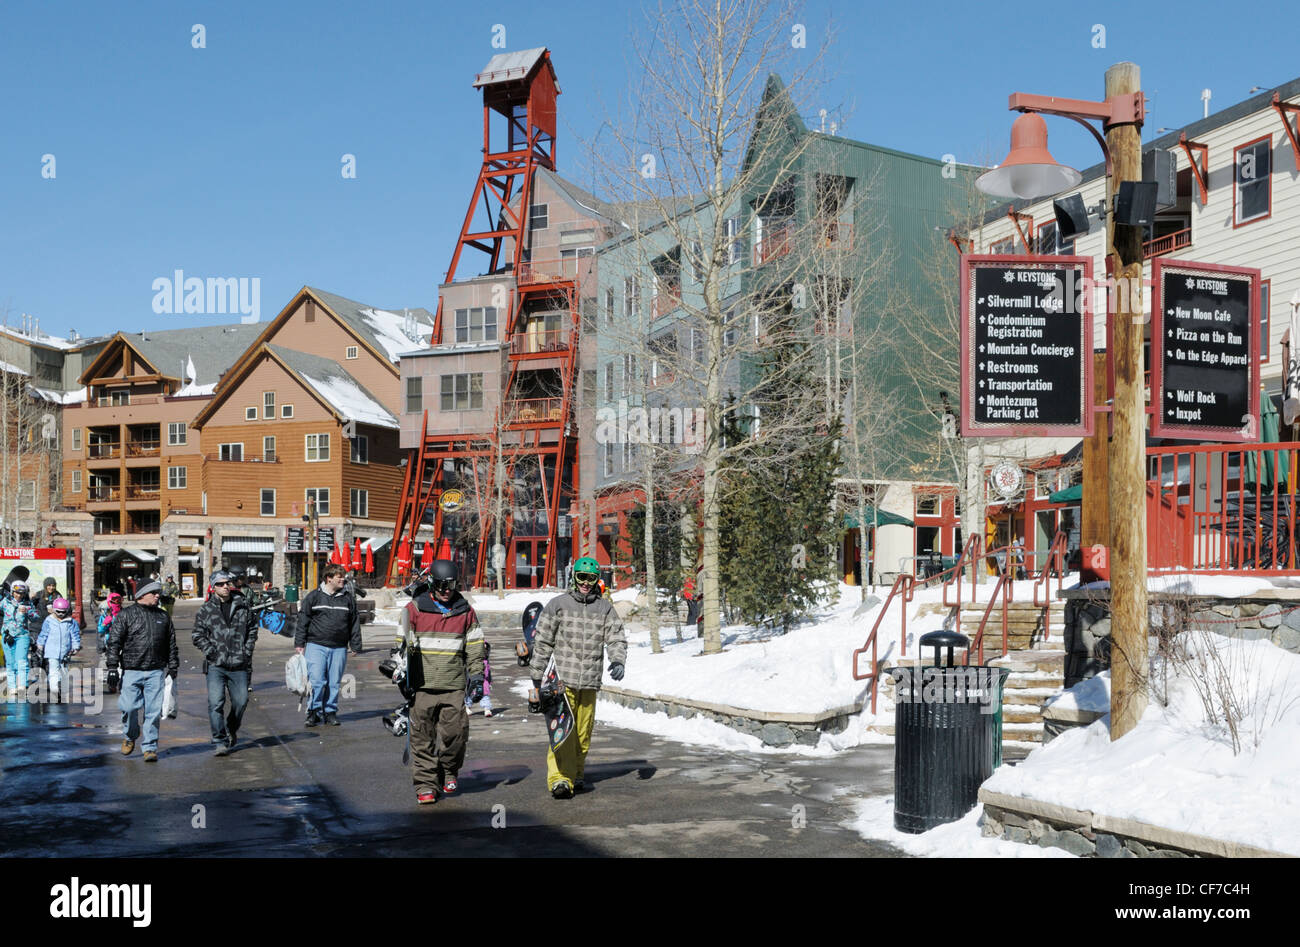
[341,540,353,571]
[364,541,375,574]
[438,538,452,560]
[420,539,434,571]
[353,537,363,571]
[396,539,412,575]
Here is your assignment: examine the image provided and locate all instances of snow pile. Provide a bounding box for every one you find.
[299,372,398,429]
[849,796,1074,857]
[985,634,1300,854]
[1044,672,1110,714]
[466,589,566,612]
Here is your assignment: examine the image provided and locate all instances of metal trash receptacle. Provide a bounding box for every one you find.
[284,583,300,603]
[886,630,1010,834]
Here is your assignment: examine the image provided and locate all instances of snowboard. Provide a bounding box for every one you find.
[538,655,575,750]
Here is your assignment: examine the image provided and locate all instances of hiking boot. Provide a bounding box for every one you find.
[142,751,158,763]
[551,781,574,800]
[305,710,321,728]
[120,739,135,756]
[574,779,590,793]
[443,776,459,794]
[324,712,340,726]
[416,790,438,805]
[483,707,493,718]
[213,743,230,757]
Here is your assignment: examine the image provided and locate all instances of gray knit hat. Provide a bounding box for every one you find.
[135,581,163,598]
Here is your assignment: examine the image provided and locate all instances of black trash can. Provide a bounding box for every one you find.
[887,630,1010,834]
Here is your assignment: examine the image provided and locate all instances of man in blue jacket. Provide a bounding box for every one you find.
[294,564,361,728]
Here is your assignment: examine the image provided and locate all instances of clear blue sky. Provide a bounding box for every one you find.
[2,0,1296,338]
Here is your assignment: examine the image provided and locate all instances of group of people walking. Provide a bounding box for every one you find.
[2,575,80,701]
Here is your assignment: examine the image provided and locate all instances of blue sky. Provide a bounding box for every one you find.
[2,0,1297,338]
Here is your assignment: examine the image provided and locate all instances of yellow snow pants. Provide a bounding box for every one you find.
[546,686,598,791]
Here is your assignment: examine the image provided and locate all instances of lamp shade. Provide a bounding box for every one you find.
[976,112,1083,201]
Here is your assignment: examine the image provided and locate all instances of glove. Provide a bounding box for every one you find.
[166,667,178,680]
[3,631,14,647]
[528,683,542,714]
[608,661,625,682]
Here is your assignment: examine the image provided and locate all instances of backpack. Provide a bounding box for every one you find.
[285,652,310,710]
[259,608,288,636]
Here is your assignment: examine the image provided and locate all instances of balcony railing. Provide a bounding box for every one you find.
[87,486,121,502]
[517,257,592,286]
[1143,227,1191,259]
[87,443,121,459]
[509,328,572,355]
[653,288,682,318]
[125,484,161,500]
[753,225,792,266]
[125,441,161,457]
[819,220,853,248]
[506,398,565,425]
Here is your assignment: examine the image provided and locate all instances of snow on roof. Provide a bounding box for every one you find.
[298,371,398,429]
[28,385,87,405]
[357,307,435,362]
[174,381,217,398]
[0,325,92,351]
[0,360,29,376]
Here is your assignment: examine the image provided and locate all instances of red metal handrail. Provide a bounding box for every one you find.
[965,569,1012,667]
[1033,530,1070,608]
[851,573,914,714]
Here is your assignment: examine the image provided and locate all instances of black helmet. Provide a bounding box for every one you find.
[430,559,458,593]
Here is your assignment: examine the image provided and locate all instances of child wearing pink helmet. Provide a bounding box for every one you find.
[37,598,81,702]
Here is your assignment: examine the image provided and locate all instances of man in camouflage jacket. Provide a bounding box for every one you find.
[192,569,257,755]
[530,556,626,799]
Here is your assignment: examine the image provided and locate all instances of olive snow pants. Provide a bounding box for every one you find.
[410,689,468,791]
[546,687,598,791]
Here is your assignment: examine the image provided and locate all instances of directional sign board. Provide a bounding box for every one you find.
[961,255,1094,438]
[1151,259,1259,442]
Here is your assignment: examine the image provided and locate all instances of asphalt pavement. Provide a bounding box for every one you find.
[0,600,904,857]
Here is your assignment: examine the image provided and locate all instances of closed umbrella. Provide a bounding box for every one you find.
[364,542,375,574]
[353,538,363,570]
[396,539,412,575]
[420,540,434,570]
[1245,393,1286,490]
[341,540,353,571]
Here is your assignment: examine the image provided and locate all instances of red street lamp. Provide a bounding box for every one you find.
[975,63,1147,740]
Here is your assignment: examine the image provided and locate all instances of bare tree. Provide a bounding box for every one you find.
[0,312,61,547]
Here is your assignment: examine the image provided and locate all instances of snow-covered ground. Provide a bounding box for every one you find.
[848,796,1074,857]
[985,634,1300,855]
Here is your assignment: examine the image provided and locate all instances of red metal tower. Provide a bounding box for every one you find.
[389,49,579,590]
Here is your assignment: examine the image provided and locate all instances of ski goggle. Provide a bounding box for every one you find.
[574,572,600,585]
[433,577,457,593]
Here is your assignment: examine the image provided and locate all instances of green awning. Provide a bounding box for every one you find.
[842,506,914,529]
[1048,483,1083,503]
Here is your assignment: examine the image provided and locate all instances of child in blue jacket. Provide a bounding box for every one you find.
[37,598,81,703]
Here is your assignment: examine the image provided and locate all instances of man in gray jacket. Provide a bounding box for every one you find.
[192,570,257,756]
[530,555,626,799]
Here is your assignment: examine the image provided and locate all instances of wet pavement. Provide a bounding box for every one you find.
[0,601,904,857]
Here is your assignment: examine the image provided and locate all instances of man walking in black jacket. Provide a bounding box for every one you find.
[192,570,257,756]
[105,581,179,762]
[294,564,361,728]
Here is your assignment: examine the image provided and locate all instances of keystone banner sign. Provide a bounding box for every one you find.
[961,255,1094,438]
[1150,258,1260,442]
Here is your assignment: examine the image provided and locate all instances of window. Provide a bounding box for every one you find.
[260,489,275,516]
[690,327,703,362]
[305,433,330,462]
[168,466,187,489]
[167,422,187,446]
[350,488,369,518]
[97,389,130,407]
[726,217,744,264]
[345,345,358,360]
[603,364,615,403]
[406,377,423,413]
[306,488,330,515]
[623,276,638,321]
[281,404,294,418]
[605,288,615,327]
[1035,221,1060,255]
[245,407,257,420]
[350,434,369,464]
[263,436,276,463]
[530,203,548,230]
[623,439,636,469]
[439,374,484,411]
[603,442,614,477]
[1235,136,1271,226]
[990,237,1016,255]
[71,469,81,494]
[691,240,703,281]
[72,428,82,451]
[623,354,637,391]
[18,480,36,511]
[263,391,275,419]
[724,325,737,348]
[219,443,243,462]
[454,307,498,343]
[1261,280,1271,363]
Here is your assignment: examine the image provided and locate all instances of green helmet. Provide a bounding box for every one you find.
[573,557,600,578]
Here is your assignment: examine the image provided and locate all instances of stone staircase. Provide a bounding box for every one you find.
[871,599,1066,746]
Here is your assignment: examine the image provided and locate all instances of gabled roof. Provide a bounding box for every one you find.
[474,48,551,89]
[79,324,250,387]
[305,288,435,363]
[190,343,397,430]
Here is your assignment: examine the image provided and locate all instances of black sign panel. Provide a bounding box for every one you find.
[286,527,305,553]
[1151,260,1259,442]
[315,527,335,554]
[961,256,1094,437]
